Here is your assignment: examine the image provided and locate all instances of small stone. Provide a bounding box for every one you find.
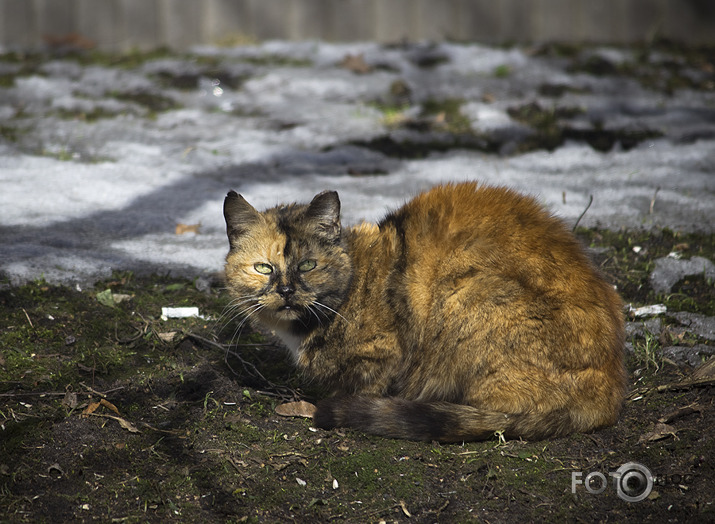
[660,345,715,367]
[668,312,715,341]
[650,256,715,294]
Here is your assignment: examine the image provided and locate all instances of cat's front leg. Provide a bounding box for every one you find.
[297,333,400,396]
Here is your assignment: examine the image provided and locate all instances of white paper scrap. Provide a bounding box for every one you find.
[161,307,200,320]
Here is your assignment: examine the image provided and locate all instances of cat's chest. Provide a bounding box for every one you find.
[270,321,305,362]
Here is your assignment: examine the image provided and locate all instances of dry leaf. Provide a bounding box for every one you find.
[175,223,200,235]
[61,391,78,409]
[275,401,317,418]
[85,413,141,433]
[657,356,715,392]
[638,422,678,444]
[99,398,121,415]
[47,463,65,476]
[82,401,101,417]
[339,53,372,74]
[82,398,120,417]
[112,293,132,304]
[157,331,178,342]
[115,416,141,433]
[399,500,412,517]
[692,356,715,380]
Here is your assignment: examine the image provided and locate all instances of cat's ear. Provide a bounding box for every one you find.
[305,190,341,241]
[224,190,262,243]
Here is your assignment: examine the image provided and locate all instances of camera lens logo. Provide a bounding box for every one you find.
[571,462,654,502]
[613,462,653,502]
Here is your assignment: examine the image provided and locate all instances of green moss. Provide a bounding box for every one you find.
[0,123,26,143]
[0,73,16,88]
[68,47,175,69]
[493,64,512,78]
[53,106,124,123]
[110,90,180,114]
[507,102,584,151]
[564,40,715,94]
[236,55,313,68]
[420,98,473,134]
[368,100,411,128]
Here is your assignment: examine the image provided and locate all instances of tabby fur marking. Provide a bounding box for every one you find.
[223,182,626,442]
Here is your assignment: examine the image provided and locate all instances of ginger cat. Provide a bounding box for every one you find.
[223,182,626,442]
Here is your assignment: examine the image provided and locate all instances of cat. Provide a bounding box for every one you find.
[223,182,626,442]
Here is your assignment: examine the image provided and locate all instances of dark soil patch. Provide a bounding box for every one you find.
[507,102,663,152]
[353,101,663,159]
[351,133,497,159]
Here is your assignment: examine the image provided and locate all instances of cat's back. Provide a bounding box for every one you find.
[394,182,566,246]
[382,182,586,273]
[378,182,622,333]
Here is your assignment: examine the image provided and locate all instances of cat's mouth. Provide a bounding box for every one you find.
[275,304,300,319]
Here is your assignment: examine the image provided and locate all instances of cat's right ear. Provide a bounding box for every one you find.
[305,190,341,242]
[224,191,261,244]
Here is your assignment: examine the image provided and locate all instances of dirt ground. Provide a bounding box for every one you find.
[1,228,713,523]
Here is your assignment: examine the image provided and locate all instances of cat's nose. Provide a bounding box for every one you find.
[277,284,295,299]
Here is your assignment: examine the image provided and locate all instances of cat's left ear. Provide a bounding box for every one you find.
[224,190,262,244]
[306,190,341,242]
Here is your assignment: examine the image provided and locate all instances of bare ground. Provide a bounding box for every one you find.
[1,228,714,523]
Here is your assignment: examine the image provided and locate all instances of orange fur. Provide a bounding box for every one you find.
[224,182,626,441]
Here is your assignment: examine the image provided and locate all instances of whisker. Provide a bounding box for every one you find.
[306,304,324,327]
[227,303,264,347]
[313,301,351,324]
[215,294,261,334]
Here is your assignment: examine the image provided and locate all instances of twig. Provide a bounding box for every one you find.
[186,333,295,399]
[139,422,186,436]
[572,194,593,231]
[0,391,68,398]
[79,382,125,398]
[656,377,715,392]
[84,412,140,433]
[658,403,703,424]
[649,186,661,214]
[425,498,450,515]
[114,321,145,344]
[22,308,33,328]
[333,503,405,522]
[186,333,276,350]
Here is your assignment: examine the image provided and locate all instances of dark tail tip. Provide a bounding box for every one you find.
[313,398,340,430]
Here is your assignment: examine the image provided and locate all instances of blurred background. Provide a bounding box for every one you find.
[2,0,714,51]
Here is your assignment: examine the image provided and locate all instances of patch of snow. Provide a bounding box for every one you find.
[1,41,713,286]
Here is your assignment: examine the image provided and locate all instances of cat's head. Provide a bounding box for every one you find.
[223,190,352,332]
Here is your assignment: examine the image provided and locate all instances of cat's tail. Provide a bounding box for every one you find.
[313,396,589,442]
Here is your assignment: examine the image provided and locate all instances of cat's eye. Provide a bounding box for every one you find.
[298,259,317,272]
[254,263,273,275]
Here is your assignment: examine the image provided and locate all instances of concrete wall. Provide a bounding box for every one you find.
[1,0,713,51]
